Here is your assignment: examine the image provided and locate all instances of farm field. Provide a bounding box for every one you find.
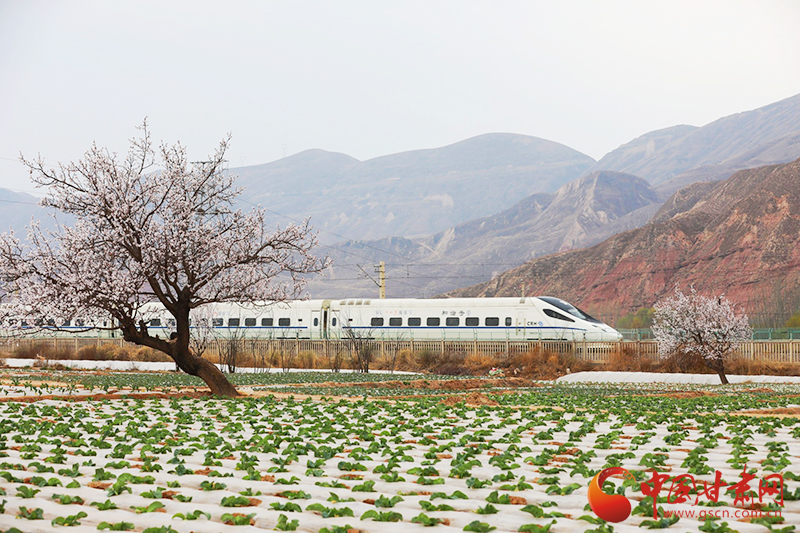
[0,369,799,532]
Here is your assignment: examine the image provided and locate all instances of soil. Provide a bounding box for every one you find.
[731,406,800,417]
[439,392,499,406]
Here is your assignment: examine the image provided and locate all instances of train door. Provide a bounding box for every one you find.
[320,300,332,340]
[329,310,341,339]
[311,311,321,340]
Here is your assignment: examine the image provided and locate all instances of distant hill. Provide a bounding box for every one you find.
[449,158,800,324]
[307,171,661,297]
[0,189,59,236]
[232,133,595,242]
[586,93,800,191]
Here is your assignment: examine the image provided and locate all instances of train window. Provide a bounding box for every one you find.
[485,317,499,326]
[278,318,290,327]
[212,318,224,327]
[313,317,319,326]
[505,317,512,326]
[61,319,71,327]
[245,318,256,327]
[544,309,574,322]
[408,317,421,326]
[371,317,384,327]
[150,318,162,327]
[539,297,601,324]
[167,318,176,327]
[261,318,273,326]
[446,317,459,326]
[332,318,337,326]
[228,318,240,327]
[427,317,440,326]
[389,317,402,326]
[75,319,84,327]
[21,320,29,327]
[465,317,479,327]
[47,318,56,327]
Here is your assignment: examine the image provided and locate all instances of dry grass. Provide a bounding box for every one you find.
[726,357,800,376]
[370,347,593,380]
[5,340,800,378]
[8,342,171,363]
[606,344,657,372]
[610,347,800,377]
[504,349,592,380]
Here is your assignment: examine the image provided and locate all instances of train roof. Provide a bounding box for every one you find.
[216,297,548,308]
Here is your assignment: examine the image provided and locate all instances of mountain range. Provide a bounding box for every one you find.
[311,93,800,297]
[307,171,662,297]
[449,157,800,325]
[2,92,800,309]
[584,92,800,193]
[234,133,594,242]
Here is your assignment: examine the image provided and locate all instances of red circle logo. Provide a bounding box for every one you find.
[587,467,634,523]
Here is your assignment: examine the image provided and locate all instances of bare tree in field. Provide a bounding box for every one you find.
[652,287,751,384]
[0,123,326,396]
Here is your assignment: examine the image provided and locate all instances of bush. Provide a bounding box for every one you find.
[616,307,655,329]
[606,344,656,372]
[12,343,74,361]
[505,349,590,380]
[726,357,800,377]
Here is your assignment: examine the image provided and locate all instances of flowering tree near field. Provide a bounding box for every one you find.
[0,123,327,396]
[652,287,752,384]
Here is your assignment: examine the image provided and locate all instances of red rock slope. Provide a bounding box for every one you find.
[449,158,800,317]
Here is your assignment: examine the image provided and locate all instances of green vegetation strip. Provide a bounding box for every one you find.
[0,379,797,532]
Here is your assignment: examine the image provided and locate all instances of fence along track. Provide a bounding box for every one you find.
[2,338,800,364]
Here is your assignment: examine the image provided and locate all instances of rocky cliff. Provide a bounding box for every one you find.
[449,158,800,321]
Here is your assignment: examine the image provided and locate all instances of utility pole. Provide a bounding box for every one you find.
[356,261,386,299]
[376,261,386,299]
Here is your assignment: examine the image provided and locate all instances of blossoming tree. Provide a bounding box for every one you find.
[0,124,326,396]
[651,287,751,384]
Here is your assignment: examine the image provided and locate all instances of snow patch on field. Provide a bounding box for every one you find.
[557,371,800,384]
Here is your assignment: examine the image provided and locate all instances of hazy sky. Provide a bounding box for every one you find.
[1,0,799,193]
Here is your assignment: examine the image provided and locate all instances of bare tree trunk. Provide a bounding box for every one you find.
[122,319,240,397]
[705,357,729,385]
[172,345,239,396]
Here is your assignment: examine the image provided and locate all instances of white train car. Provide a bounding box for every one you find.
[1,297,622,342]
[142,297,621,342]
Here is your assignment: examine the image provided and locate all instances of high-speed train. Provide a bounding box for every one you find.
[144,296,622,342]
[1,297,622,342]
